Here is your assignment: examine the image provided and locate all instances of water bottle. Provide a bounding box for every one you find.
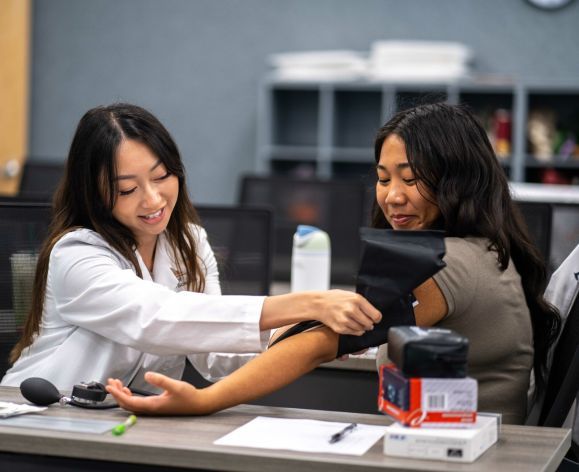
[290,225,331,292]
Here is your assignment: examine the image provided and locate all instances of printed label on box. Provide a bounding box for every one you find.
[378,364,477,427]
[383,415,499,463]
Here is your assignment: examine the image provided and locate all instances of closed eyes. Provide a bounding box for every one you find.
[118,172,172,196]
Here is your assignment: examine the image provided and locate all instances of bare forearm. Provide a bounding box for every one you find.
[259,289,381,336]
[198,327,338,414]
[260,292,323,330]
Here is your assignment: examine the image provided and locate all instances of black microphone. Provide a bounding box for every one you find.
[20,377,64,406]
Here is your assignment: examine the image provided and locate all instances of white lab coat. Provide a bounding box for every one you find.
[1,226,268,390]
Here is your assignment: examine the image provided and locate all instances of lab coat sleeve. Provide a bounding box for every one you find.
[49,231,267,356]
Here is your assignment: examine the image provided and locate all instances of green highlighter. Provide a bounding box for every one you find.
[112,415,137,436]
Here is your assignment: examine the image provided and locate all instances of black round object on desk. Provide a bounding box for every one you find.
[20,377,62,406]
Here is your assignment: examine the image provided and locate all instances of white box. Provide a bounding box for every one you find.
[383,414,499,463]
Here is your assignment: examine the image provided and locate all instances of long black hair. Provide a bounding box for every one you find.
[12,103,205,362]
[372,102,560,392]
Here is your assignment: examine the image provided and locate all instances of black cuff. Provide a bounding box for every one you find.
[336,294,415,357]
[268,320,323,349]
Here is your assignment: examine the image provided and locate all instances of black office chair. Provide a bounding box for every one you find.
[533,244,579,469]
[540,299,579,426]
[239,175,367,285]
[0,202,52,379]
[18,160,64,201]
[515,201,553,267]
[539,299,579,465]
[196,205,273,296]
[182,205,273,388]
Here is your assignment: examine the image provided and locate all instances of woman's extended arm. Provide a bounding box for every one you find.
[260,290,381,335]
[106,327,339,415]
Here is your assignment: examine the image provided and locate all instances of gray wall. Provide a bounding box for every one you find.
[30,0,579,204]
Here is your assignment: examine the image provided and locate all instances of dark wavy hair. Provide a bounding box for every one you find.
[11,103,205,362]
[372,102,560,392]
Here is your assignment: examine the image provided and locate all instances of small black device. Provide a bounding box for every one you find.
[20,377,155,409]
[20,377,116,409]
[387,326,469,378]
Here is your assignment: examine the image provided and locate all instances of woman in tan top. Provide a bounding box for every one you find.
[370,104,560,424]
[106,104,560,424]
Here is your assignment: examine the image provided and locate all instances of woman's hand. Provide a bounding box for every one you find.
[106,372,209,415]
[313,290,381,335]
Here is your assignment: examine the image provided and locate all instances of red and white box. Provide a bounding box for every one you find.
[378,363,477,427]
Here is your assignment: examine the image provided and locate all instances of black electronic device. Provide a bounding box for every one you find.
[20,377,117,409]
[387,326,469,378]
[20,377,155,409]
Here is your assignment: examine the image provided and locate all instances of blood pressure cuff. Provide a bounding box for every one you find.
[387,326,469,378]
[269,229,446,358]
[336,228,446,357]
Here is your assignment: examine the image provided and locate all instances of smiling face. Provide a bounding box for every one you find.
[376,134,441,230]
[111,139,179,249]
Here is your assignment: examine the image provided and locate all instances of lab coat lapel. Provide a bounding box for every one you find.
[152,232,182,291]
[134,250,153,282]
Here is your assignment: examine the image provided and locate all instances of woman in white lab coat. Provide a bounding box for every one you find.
[2,103,380,390]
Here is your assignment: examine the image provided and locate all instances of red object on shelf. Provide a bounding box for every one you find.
[541,168,572,185]
[494,109,511,158]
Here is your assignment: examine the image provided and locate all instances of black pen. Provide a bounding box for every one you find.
[329,422,358,444]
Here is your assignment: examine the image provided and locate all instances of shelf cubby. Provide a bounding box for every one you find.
[258,77,579,185]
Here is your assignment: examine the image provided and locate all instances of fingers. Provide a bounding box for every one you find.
[144,371,190,396]
[340,292,382,329]
[330,316,369,335]
[106,379,143,412]
[339,298,377,333]
[352,305,378,331]
[106,377,172,415]
[106,378,133,396]
[108,389,159,414]
[358,296,382,324]
[324,316,365,336]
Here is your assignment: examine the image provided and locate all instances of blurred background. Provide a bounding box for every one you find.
[1,0,579,204]
[1,0,578,415]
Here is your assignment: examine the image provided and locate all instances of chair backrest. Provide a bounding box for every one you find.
[540,295,579,427]
[196,205,273,296]
[0,202,52,379]
[239,175,367,285]
[18,160,64,201]
[537,244,579,462]
[551,203,579,274]
[515,201,553,265]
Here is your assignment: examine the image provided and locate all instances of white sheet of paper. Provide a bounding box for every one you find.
[0,401,47,418]
[214,416,386,455]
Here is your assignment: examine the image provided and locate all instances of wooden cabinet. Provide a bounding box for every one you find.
[0,0,31,196]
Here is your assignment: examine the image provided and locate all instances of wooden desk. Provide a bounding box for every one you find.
[0,387,571,472]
